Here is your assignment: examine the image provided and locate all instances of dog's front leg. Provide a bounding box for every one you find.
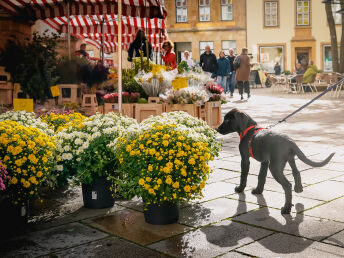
[235,157,250,193]
[252,161,269,194]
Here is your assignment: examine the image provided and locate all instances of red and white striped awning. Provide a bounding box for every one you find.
[0,0,166,20]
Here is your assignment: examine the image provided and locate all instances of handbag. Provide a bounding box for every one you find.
[233,55,241,70]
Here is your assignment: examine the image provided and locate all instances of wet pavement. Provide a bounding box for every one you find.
[1,88,344,257]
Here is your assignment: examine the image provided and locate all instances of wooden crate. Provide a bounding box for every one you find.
[203,101,222,129]
[165,104,200,118]
[134,103,164,123]
[57,84,81,105]
[103,103,134,118]
[0,66,13,105]
[81,94,98,116]
[97,105,104,114]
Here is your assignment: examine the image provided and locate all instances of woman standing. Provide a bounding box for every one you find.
[216,51,231,91]
[127,29,152,62]
[161,40,177,70]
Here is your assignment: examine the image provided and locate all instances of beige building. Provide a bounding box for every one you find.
[164,0,247,63]
[246,0,342,73]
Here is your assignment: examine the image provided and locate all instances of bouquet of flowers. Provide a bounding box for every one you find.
[41,111,86,132]
[0,162,10,191]
[110,111,221,205]
[0,111,53,136]
[165,86,209,105]
[206,82,224,94]
[0,121,56,205]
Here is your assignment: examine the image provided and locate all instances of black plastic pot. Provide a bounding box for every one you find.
[81,178,114,209]
[144,201,179,225]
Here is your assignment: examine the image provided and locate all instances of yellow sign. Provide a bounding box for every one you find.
[50,85,60,97]
[172,77,188,90]
[13,98,33,113]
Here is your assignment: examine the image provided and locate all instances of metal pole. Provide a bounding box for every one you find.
[101,18,105,63]
[67,0,71,60]
[118,0,122,114]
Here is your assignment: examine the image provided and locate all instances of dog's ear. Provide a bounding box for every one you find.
[234,111,249,131]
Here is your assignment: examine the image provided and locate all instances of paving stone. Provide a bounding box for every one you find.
[115,196,144,211]
[237,233,344,258]
[233,207,344,241]
[85,209,191,246]
[287,168,344,186]
[51,236,168,258]
[0,222,108,257]
[305,197,344,223]
[192,182,238,202]
[227,191,323,213]
[220,251,252,257]
[323,230,344,248]
[331,175,344,183]
[147,220,272,257]
[207,169,240,184]
[296,180,344,201]
[179,198,259,227]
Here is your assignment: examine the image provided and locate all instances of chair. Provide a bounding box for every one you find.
[290,74,303,93]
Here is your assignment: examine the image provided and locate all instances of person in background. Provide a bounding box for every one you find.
[128,29,152,62]
[182,50,194,69]
[235,48,251,100]
[75,43,89,59]
[216,51,231,92]
[291,63,305,83]
[274,62,281,75]
[302,60,318,84]
[200,45,218,75]
[161,40,177,70]
[226,49,236,97]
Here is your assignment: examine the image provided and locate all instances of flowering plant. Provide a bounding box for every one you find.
[0,162,10,191]
[0,121,56,205]
[166,87,209,105]
[103,92,140,103]
[55,113,139,185]
[111,112,221,205]
[41,111,86,132]
[0,111,53,135]
[206,83,224,94]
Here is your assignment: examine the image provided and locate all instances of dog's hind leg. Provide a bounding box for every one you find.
[269,160,292,214]
[252,161,269,195]
[288,157,303,193]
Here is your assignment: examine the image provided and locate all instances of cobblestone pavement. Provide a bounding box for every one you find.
[1,89,344,258]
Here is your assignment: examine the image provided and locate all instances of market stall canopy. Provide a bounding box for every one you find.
[0,0,167,20]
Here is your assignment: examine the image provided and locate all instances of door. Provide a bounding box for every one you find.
[174,42,192,63]
[296,47,311,70]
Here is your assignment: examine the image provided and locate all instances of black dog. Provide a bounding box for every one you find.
[217,108,335,214]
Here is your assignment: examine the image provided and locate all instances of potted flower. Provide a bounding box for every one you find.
[111,112,221,224]
[41,110,86,133]
[0,120,55,226]
[103,92,140,117]
[0,161,10,192]
[56,113,139,209]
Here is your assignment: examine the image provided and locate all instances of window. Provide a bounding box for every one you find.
[264,1,278,27]
[199,0,210,22]
[296,0,310,26]
[200,41,214,56]
[176,0,187,23]
[222,40,236,54]
[323,45,333,72]
[221,0,233,21]
[332,4,341,25]
[259,45,284,73]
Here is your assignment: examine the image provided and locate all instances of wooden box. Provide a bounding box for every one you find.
[134,103,164,123]
[203,101,222,129]
[165,104,200,118]
[81,94,98,116]
[0,66,13,105]
[103,103,134,118]
[57,84,81,105]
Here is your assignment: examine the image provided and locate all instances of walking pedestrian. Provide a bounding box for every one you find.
[200,45,218,75]
[226,49,236,97]
[235,48,251,100]
[216,51,231,91]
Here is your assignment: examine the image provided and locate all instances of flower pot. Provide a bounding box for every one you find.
[144,201,179,225]
[0,198,29,232]
[81,178,114,209]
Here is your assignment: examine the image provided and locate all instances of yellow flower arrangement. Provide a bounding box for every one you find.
[41,112,86,132]
[0,121,55,205]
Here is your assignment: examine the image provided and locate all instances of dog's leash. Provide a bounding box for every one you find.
[267,77,344,129]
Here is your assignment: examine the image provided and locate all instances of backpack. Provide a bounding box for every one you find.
[233,55,241,70]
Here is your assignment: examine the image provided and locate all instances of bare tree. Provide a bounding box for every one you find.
[325,2,339,72]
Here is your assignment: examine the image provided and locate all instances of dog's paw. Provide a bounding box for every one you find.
[251,188,263,195]
[235,186,245,193]
[281,205,292,214]
[294,185,303,193]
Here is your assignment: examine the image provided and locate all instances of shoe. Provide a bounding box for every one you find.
[230,93,233,98]
[247,94,251,99]
[241,95,243,100]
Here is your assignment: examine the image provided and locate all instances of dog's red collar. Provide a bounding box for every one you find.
[239,125,256,141]
[240,125,266,159]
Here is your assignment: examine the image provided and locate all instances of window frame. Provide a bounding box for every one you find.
[221,40,237,54]
[264,1,279,28]
[198,0,211,22]
[296,0,310,26]
[176,0,188,23]
[258,45,285,74]
[199,41,214,57]
[221,0,233,21]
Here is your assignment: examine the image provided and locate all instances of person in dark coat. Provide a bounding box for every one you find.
[235,48,251,100]
[216,51,231,91]
[226,49,236,97]
[274,62,281,75]
[200,45,218,74]
[127,29,152,62]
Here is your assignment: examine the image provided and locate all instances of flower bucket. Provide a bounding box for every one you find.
[144,201,179,225]
[0,199,29,232]
[81,178,114,209]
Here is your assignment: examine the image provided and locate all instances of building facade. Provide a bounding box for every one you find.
[164,0,247,63]
[246,0,342,73]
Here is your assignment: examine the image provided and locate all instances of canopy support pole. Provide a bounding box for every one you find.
[67,1,71,60]
[101,18,105,63]
[118,0,122,114]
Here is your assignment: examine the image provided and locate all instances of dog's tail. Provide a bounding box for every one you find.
[292,143,335,167]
